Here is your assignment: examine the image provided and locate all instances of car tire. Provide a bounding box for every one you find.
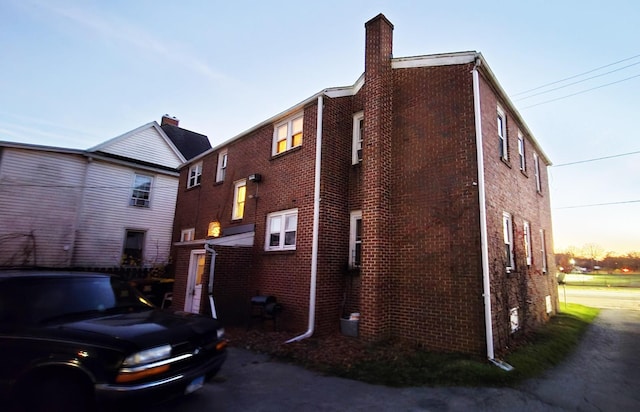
[14,372,94,412]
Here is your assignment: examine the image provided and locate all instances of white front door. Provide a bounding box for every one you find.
[184,250,206,313]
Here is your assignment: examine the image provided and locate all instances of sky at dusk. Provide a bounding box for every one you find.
[1,0,638,255]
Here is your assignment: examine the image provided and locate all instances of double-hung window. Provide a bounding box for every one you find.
[352,112,364,165]
[123,230,145,266]
[265,209,298,251]
[503,212,514,273]
[349,211,362,268]
[533,153,542,193]
[517,131,526,172]
[232,180,247,220]
[216,150,228,182]
[130,174,152,207]
[187,162,203,188]
[540,229,548,273]
[497,106,508,161]
[523,221,532,266]
[273,113,303,155]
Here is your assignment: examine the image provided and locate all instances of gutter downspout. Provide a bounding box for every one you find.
[473,59,513,371]
[204,243,218,319]
[286,94,323,343]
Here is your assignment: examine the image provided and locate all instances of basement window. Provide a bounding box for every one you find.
[510,307,519,333]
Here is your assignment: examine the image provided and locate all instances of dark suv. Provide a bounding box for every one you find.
[0,271,227,411]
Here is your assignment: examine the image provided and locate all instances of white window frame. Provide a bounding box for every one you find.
[130,174,152,207]
[510,307,519,333]
[523,221,532,266]
[503,212,514,273]
[349,210,363,268]
[534,153,542,193]
[181,228,195,242]
[352,111,364,165]
[123,229,145,266]
[187,162,203,188]
[232,179,247,220]
[540,229,548,273]
[272,113,303,155]
[517,131,526,171]
[216,150,228,182]
[265,209,298,251]
[497,106,508,161]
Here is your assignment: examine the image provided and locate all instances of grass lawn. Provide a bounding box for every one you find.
[315,303,599,387]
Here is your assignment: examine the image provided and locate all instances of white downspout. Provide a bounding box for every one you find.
[204,243,218,319]
[286,94,323,343]
[473,60,514,371]
[472,61,495,361]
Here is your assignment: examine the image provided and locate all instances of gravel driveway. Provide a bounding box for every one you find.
[154,308,640,411]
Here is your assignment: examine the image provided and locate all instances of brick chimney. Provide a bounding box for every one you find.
[161,114,179,127]
[360,14,394,341]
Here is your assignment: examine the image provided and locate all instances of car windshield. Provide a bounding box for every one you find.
[0,275,154,325]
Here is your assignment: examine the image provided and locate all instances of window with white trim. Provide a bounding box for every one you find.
[130,174,152,207]
[540,229,548,273]
[187,162,202,188]
[510,307,519,332]
[503,212,514,272]
[352,111,364,164]
[517,131,526,171]
[216,150,228,182]
[123,230,145,266]
[497,106,508,161]
[523,221,532,266]
[273,113,303,155]
[232,180,246,220]
[534,153,542,193]
[265,209,298,251]
[349,211,362,268]
[181,228,195,242]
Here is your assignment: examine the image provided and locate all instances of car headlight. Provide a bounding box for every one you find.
[123,345,171,366]
[116,345,172,383]
[217,328,225,339]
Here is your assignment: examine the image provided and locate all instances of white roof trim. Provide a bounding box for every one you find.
[207,232,255,247]
[88,121,187,163]
[392,52,478,69]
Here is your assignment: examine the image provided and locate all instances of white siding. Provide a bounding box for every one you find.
[0,148,86,267]
[72,159,179,267]
[99,126,184,168]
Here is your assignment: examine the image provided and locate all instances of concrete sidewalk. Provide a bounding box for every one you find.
[155,309,640,411]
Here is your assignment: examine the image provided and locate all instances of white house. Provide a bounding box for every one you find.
[0,115,210,269]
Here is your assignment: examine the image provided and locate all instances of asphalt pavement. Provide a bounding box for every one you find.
[154,307,640,411]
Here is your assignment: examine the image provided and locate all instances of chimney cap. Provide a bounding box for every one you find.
[161,114,179,127]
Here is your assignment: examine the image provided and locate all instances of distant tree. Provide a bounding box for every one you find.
[582,243,605,269]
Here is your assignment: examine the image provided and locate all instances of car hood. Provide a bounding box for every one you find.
[55,310,221,350]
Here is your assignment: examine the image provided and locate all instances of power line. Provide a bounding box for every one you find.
[513,53,640,96]
[521,73,640,109]
[555,199,640,210]
[552,150,640,167]
[515,61,640,101]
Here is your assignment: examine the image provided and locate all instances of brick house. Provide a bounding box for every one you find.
[171,14,558,358]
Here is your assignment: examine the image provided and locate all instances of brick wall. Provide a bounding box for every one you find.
[477,71,558,355]
[386,62,486,354]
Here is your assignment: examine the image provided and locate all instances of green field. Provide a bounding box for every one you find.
[561,273,640,288]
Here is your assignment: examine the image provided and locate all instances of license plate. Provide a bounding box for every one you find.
[185,375,205,394]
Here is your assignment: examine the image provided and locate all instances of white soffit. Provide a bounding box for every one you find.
[392,52,477,69]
